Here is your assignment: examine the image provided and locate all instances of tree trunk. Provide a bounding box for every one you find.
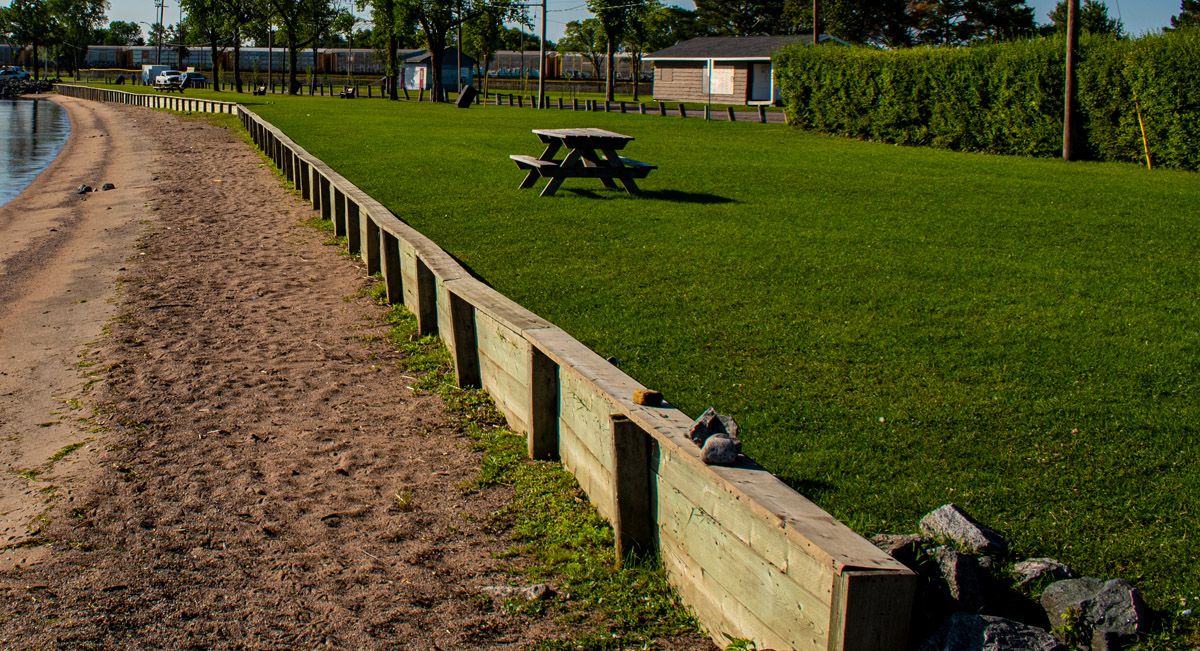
[605,41,614,102]
[311,43,318,95]
[288,45,299,94]
[32,43,38,81]
[211,42,220,90]
[233,36,243,92]
[631,53,640,101]
[387,33,398,100]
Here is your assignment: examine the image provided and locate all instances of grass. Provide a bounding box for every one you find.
[82,85,1199,645]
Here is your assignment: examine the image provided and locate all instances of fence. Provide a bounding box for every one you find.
[54,83,916,651]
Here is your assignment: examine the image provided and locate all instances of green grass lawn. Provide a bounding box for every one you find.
[77,84,1200,643]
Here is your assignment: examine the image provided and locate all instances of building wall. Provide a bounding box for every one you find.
[652,61,751,104]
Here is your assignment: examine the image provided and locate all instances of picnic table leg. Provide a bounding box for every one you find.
[541,149,583,197]
[602,148,642,196]
[580,149,619,189]
[520,140,564,189]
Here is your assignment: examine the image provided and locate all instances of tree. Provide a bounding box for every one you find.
[181,0,231,84]
[1044,0,1123,36]
[640,5,705,48]
[50,0,108,74]
[266,0,337,93]
[694,0,790,36]
[461,1,503,91]
[4,0,54,79]
[397,0,521,102]
[587,0,644,101]
[557,18,605,81]
[783,0,910,46]
[225,0,268,91]
[1169,0,1200,29]
[103,19,142,45]
[907,0,1036,44]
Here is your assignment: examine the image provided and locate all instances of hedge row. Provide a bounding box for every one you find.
[775,29,1200,170]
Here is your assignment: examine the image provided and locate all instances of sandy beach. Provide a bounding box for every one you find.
[0,95,711,649]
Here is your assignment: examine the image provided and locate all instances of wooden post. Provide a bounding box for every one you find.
[448,291,481,389]
[620,101,626,113]
[334,188,348,239]
[1063,0,1080,161]
[299,160,310,201]
[527,347,559,460]
[679,103,687,118]
[380,230,403,304]
[610,414,654,563]
[558,97,564,110]
[310,166,321,211]
[639,102,646,115]
[360,206,380,275]
[727,107,736,121]
[659,102,666,116]
[704,106,710,121]
[759,105,767,123]
[415,258,437,337]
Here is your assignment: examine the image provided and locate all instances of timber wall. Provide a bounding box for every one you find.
[54,84,916,651]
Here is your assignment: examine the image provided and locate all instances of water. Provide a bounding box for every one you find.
[0,99,71,207]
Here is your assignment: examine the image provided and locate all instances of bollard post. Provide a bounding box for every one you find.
[679,103,687,118]
[448,291,481,389]
[360,206,380,275]
[380,230,403,305]
[727,107,736,121]
[527,347,559,460]
[639,102,646,115]
[759,105,768,123]
[334,188,349,240]
[659,102,667,116]
[415,259,437,337]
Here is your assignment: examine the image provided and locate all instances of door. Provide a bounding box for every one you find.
[750,63,772,102]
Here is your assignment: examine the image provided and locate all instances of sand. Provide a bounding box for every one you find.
[0,95,710,649]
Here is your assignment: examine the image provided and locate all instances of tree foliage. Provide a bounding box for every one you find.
[1169,0,1200,29]
[1044,0,1124,36]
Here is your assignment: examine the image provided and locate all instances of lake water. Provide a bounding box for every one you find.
[0,99,71,207]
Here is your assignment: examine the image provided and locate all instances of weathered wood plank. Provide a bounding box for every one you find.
[559,419,615,521]
[380,230,403,305]
[415,258,437,337]
[448,290,481,389]
[611,414,654,561]
[527,346,559,460]
[828,570,915,651]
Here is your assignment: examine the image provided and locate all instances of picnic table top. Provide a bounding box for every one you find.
[532,128,633,146]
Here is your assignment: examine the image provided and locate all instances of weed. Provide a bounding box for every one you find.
[48,440,90,463]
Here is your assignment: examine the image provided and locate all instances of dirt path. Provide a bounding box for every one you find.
[0,98,612,649]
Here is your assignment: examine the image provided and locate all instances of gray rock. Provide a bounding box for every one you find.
[76,184,92,194]
[920,504,1008,556]
[101,182,116,191]
[919,612,1067,651]
[871,533,927,568]
[701,435,739,465]
[1012,558,1076,588]
[1041,577,1146,640]
[480,583,555,601]
[935,547,987,613]
[687,407,741,448]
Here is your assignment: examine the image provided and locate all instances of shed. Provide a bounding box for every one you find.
[400,48,475,92]
[644,35,845,105]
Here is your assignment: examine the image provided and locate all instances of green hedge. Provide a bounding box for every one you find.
[775,29,1200,170]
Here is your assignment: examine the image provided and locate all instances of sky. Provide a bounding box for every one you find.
[77,0,1186,44]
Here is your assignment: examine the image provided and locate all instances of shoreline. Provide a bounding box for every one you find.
[0,94,71,208]
[0,95,156,567]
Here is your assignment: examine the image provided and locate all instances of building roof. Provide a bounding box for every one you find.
[645,35,843,61]
[403,48,477,67]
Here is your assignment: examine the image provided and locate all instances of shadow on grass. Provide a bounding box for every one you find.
[562,188,736,204]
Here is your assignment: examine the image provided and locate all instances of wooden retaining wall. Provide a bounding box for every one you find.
[55,84,916,651]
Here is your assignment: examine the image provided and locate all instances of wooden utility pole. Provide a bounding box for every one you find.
[812,0,818,45]
[1062,0,1080,161]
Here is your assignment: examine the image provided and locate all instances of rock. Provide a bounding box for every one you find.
[701,435,739,465]
[101,183,116,191]
[76,184,92,194]
[633,389,663,407]
[1012,558,1076,588]
[1041,577,1146,641]
[935,547,987,613]
[920,504,1008,556]
[871,533,927,568]
[687,407,740,447]
[919,612,1067,651]
[687,407,721,445]
[481,583,555,601]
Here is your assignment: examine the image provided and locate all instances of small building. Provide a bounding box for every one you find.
[400,48,475,92]
[644,35,844,105]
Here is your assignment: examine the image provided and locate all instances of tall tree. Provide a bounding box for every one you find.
[1169,0,1200,29]
[50,0,108,74]
[784,0,910,46]
[3,0,54,79]
[102,19,143,44]
[694,0,790,36]
[641,5,705,48]
[182,0,231,81]
[363,0,405,99]
[461,1,503,90]
[587,0,644,101]
[397,0,520,102]
[557,18,605,81]
[266,0,336,93]
[1045,0,1123,36]
[908,0,1036,44]
[225,0,268,91]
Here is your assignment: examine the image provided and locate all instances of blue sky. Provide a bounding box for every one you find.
[92,0,1183,44]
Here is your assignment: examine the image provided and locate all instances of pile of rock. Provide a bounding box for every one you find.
[685,407,742,466]
[873,504,1148,651]
[0,78,54,99]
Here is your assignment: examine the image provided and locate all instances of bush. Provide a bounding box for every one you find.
[775,29,1200,170]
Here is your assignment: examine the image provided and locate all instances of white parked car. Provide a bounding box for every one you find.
[0,67,32,81]
[155,70,184,86]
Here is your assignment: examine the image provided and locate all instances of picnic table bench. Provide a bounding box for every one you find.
[154,82,184,93]
[339,86,357,99]
[510,128,656,197]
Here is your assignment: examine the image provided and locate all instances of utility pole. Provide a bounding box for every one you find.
[812,0,817,45]
[538,0,546,108]
[155,0,165,65]
[1062,0,1080,161]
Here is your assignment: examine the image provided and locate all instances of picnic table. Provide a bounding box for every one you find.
[154,82,184,93]
[510,128,656,197]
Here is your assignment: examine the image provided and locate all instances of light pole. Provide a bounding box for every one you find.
[154,0,165,66]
